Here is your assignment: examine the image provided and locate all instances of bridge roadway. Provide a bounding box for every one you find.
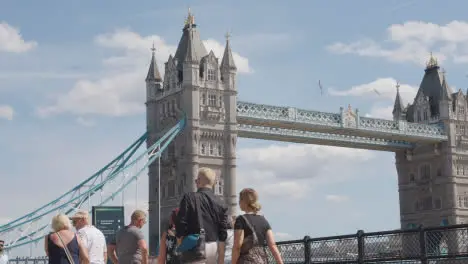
[236,101,448,151]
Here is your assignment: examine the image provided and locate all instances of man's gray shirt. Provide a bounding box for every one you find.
[110,226,144,264]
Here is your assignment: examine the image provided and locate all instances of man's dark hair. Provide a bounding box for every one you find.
[0,240,4,244]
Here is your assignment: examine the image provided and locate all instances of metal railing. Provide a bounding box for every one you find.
[8,224,468,264]
[270,224,468,263]
[8,256,47,264]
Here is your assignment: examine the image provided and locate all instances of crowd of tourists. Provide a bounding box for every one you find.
[156,167,284,264]
[0,167,284,264]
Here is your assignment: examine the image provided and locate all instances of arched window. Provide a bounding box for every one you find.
[419,164,430,180]
[201,93,206,105]
[199,64,205,78]
[178,70,183,82]
[201,143,206,155]
[217,178,223,195]
[217,144,223,156]
[209,143,214,155]
[207,64,216,81]
[208,94,217,106]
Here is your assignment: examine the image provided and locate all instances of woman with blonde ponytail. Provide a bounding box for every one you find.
[231,188,283,264]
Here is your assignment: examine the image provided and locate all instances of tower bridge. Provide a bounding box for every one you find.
[2,9,467,258]
[236,101,446,151]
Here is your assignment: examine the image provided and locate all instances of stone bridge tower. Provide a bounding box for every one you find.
[145,10,238,255]
[394,54,468,230]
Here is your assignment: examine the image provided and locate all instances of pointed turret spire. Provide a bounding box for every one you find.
[221,31,237,71]
[393,81,405,120]
[414,53,452,117]
[440,68,452,101]
[425,52,439,71]
[173,8,207,69]
[146,42,162,82]
[184,8,195,29]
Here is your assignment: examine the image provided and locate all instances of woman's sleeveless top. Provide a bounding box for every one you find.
[165,229,180,264]
[47,233,80,264]
[238,215,269,264]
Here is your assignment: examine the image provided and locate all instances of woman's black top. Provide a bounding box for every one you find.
[234,214,272,245]
[47,233,80,264]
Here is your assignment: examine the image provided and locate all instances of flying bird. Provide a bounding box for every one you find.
[373,88,381,96]
[318,80,323,96]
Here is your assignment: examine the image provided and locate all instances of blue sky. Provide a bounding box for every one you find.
[2,0,468,257]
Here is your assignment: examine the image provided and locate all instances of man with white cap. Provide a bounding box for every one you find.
[71,210,107,264]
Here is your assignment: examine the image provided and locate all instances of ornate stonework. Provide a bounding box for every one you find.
[344,104,357,128]
[146,11,238,255]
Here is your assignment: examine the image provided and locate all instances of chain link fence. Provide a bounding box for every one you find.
[8,257,47,264]
[8,224,468,264]
[270,224,468,263]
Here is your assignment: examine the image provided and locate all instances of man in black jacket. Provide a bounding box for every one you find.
[176,167,229,264]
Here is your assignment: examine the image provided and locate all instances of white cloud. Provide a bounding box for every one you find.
[329,78,417,102]
[365,106,394,120]
[0,22,37,53]
[327,20,468,66]
[237,144,374,200]
[274,232,294,241]
[0,105,14,120]
[325,194,349,203]
[37,29,251,118]
[329,78,418,119]
[37,71,146,117]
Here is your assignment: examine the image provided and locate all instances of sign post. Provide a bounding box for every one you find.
[92,206,125,264]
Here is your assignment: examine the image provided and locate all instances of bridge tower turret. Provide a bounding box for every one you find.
[395,53,468,233]
[392,82,406,121]
[146,10,238,255]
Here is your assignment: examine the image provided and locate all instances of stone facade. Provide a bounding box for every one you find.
[145,11,238,255]
[394,55,468,229]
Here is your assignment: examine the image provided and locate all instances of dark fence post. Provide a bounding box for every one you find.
[419,225,428,264]
[303,236,311,264]
[357,230,364,264]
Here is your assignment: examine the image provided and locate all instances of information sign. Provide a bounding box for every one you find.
[91,206,125,244]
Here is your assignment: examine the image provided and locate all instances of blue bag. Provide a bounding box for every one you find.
[177,234,200,252]
[176,192,207,264]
